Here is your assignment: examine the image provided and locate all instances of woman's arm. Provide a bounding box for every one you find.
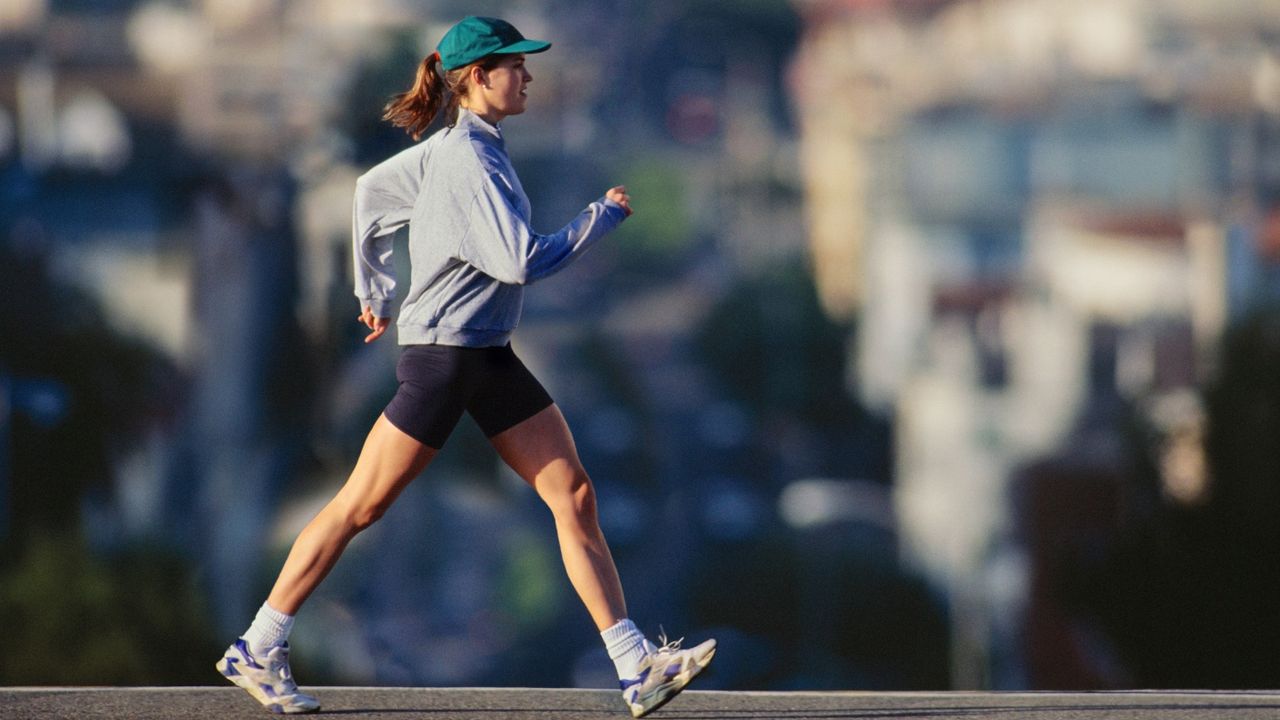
[352,144,427,317]
[457,171,630,286]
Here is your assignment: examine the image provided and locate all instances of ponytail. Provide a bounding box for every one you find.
[383,52,507,139]
[383,51,445,141]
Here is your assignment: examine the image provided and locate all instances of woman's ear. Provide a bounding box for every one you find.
[470,64,489,89]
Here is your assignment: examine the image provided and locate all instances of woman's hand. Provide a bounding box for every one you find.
[606,185,632,217]
[359,306,391,343]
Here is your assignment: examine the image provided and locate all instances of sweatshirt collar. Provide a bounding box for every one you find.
[458,107,503,145]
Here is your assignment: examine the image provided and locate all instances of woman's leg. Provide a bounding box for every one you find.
[489,404,627,631]
[266,414,436,614]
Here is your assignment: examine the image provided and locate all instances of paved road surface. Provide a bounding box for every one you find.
[3,687,1278,719]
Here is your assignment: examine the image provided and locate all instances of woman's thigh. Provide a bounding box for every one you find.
[331,413,437,519]
[488,404,584,488]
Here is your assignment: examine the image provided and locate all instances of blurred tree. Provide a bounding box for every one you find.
[0,242,178,541]
[696,262,854,423]
[609,158,694,271]
[687,262,944,689]
[1073,308,1280,688]
[0,534,220,684]
[0,240,219,683]
[693,260,891,482]
[1203,309,1280,534]
[340,31,432,167]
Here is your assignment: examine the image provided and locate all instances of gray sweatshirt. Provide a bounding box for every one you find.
[352,107,627,347]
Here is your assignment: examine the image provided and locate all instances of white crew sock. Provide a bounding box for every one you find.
[602,619,656,681]
[242,602,294,656]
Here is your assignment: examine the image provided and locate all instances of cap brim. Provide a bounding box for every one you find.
[496,39,551,55]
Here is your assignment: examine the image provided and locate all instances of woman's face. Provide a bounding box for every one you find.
[475,54,532,120]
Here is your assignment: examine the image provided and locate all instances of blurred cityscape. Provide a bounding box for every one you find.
[2,0,1279,692]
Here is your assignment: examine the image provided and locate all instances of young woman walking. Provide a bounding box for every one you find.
[215,15,715,718]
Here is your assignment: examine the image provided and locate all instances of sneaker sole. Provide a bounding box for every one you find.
[630,644,717,718]
[216,658,320,715]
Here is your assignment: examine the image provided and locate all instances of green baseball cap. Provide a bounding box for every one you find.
[437,16,551,71]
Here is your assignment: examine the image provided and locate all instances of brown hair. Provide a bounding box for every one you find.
[382,51,505,140]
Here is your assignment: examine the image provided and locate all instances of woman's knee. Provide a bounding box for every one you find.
[322,496,391,535]
[348,501,392,532]
[538,464,597,522]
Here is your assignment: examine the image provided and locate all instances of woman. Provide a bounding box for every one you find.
[215,15,715,718]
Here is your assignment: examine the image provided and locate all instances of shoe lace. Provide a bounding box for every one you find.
[264,646,299,688]
[654,626,684,655]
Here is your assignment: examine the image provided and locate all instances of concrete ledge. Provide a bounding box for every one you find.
[3,687,1279,719]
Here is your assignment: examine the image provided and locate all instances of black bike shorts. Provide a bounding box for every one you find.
[383,344,554,449]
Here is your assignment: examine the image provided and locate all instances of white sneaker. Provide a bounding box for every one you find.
[620,633,716,718]
[216,639,321,714]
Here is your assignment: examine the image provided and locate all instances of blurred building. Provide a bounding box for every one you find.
[791,0,1280,689]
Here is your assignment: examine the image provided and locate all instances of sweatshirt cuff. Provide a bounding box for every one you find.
[601,198,628,222]
[362,297,393,318]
